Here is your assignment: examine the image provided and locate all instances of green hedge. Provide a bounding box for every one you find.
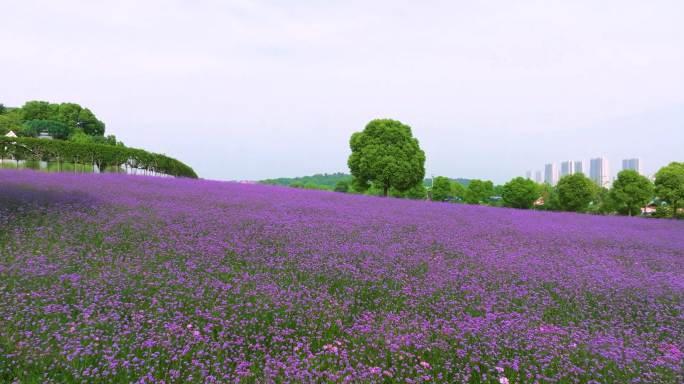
[0,137,197,178]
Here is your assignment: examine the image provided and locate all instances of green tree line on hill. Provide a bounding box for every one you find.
[428,165,683,219]
[0,136,197,178]
[265,118,682,219]
[1,100,196,178]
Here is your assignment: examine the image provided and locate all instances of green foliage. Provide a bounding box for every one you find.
[0,108,24,135]
[20,100,106,136]
[0,136,196,178]
[262,173,351,189]
[93,135,124,146]
[655,162,684,218]
[465,179,494,204]
[431,176,452,201]
[21,120,73,140]
[535,183,559,211]
[348,119,426,196]
[334,180,350,193]
[0,103,6,114]
[502,177,540,209]
[70,131,123,147]
[651,204,673,218]
[290,182,332,191]
[588,186,613,215]
[21,101,58,121]
[451,181,466,201]
[557,173,596,212]
[609,170,654,216]
[390,183,427,199]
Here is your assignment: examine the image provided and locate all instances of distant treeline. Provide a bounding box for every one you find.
[261,173,352,190]
[261,173,473,196]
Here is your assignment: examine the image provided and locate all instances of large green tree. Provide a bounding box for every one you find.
[609,170,654,216]
[21,101,57,121]
[348,119,425,197]
[557,173,596,212]
[20,101,105,136]
[21,120,73,140]
[655,162,684,218]
[451,181,466,202]
[391,183,427,199]
[334,180,350,193]
[431,176,452,201]
[0,108,24,135]
[502,177,540,209]
[465,179,494,204]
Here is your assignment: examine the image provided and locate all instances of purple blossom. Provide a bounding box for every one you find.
[0,169,682,383]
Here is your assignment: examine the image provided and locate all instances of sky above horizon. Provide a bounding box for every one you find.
[1,0,683,183]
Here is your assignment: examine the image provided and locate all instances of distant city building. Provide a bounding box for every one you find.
[544,163,559,186]
[534,170,542,183]
[590,157,610,188]
[622,158,643,175]
[525,170,532,180]
[560,161,575,178]
[574,160,587,175]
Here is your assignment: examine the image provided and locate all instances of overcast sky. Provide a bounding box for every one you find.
[1,0,683,182]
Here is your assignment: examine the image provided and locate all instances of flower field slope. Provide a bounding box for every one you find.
[0,170,683,383]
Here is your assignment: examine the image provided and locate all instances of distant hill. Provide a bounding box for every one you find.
[261,173,352,189]
[262,173,471,190]
[423,177,471,187]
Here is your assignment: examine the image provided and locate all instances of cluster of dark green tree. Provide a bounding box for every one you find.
[427,166,683,218]
[0,136,197,178]
[533,165,683,218]
[0,101,122,146]
[429,163,683,219]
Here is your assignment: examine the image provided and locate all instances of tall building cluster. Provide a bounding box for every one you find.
[622,158,643,175]
[589,157,610,188]
[525,157,643,187]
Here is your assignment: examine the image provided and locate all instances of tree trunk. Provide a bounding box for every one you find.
[674,201,678,219]
[383,185,389,197]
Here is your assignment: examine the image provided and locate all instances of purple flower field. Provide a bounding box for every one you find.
[0,170,682,383]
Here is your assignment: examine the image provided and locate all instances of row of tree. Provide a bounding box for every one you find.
[0,136,197,178]
[428,164,684,218]
[342,118,681,218]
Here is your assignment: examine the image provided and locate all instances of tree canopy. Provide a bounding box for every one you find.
[557,173,596,212]
[609,170,654,216]
[348,119,425,196]
[655,162,684,218]
[334,180,350,193]
[431,176,452,201]
[465,179,494,204]
[22,120,73,140]
[502,177,539,209]
[21,101,105,136]
[451,181,466,201]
